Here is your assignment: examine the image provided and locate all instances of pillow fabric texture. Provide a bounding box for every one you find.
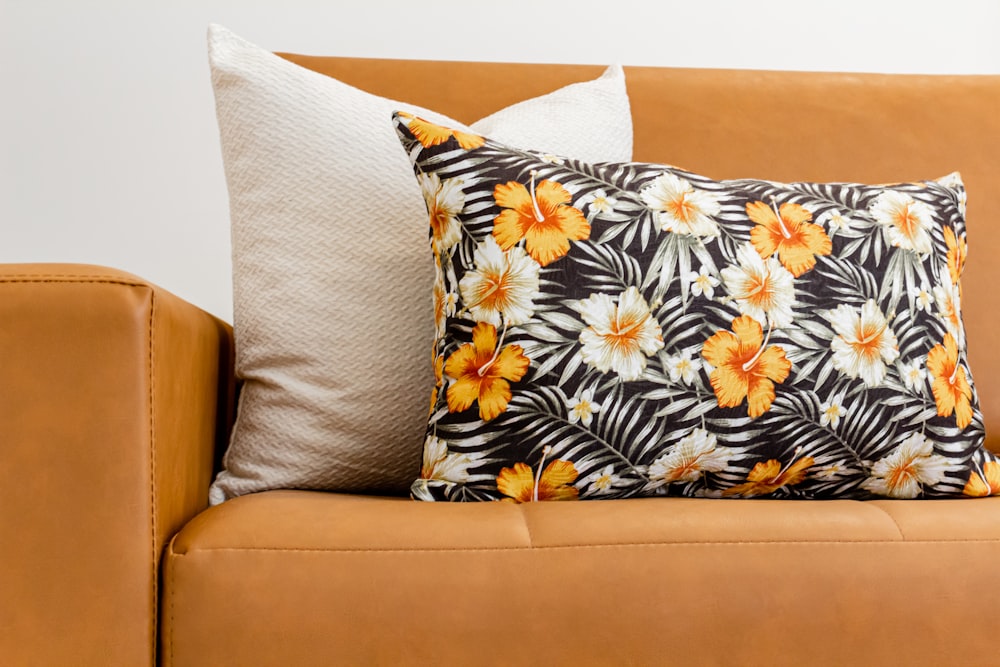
[395,113,1000,502]
[206,25,633,503]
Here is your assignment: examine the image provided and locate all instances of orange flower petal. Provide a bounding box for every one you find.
[983,461,1000,496]
[477,376,513,421]
[755,345,793,384]
[747,459,783,483]
[535,179,573,207]
[406,117,455,148]
[444,343,479,384]
[470,321,499,352]
[496,462,535,503]
[746,200,777,228]
[745,374,777,419]
[730,314,764,352]
[747,202,780,257]
[493,344,530,383]
[945,226,967,285]
[708,361,751,410]
[493,209,528,250]
[540,459,579,489]
[494,181,533,212]
[403,116,484,150]
[781,456,815,486]
[453,130,485,150]
[446,375,480,413]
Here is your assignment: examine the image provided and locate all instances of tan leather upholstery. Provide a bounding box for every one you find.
[0,264,233,666]
[164,490,1000,666]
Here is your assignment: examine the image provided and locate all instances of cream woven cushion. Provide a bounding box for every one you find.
[206,25,633,502]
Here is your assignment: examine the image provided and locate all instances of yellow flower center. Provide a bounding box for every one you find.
[668,192,698,224]
[892,204,920,241]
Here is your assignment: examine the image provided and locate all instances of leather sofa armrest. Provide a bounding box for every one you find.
[0,264,235,667]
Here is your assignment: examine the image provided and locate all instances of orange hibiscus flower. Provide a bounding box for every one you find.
[398,111,484,150]
[963,461,1000,497]
[927,332,973,429]
[493,173,590,266]
[701,315,791,418]
[747,199,832,277]
[723,455,815,497]
[444,322,529,421]
[944,226,967,286]
[497,450,579,502]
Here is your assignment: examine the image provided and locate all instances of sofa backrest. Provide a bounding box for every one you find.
[281,53,1000,452]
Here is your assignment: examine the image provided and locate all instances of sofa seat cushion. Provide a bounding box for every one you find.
[163,491,1000,666]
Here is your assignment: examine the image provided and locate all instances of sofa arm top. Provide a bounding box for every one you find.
[0,263,235,666]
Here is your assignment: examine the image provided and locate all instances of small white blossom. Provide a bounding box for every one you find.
[578,464,625,495]
[900,358,927,392]
[820,393,847,428]
[685,266,720,300]
[909,283,934,313]
[814,460,850,479]
[579,188,617,215]
[566,388,602,427]
[666,351,701,385]
[819,209,853,233]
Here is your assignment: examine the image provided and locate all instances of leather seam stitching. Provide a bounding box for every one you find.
[871,505,907,540]
[0,277,147,286]
[167,540,176,667]
[520,506,535,547]
[148,288,158,667]
[175,538,1000,554]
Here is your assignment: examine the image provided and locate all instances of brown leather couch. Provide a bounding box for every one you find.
[3,57,1000,666]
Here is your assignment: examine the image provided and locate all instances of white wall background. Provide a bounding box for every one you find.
[3,0,999,321]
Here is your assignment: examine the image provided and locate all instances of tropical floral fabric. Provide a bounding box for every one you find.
[393,112,999,502]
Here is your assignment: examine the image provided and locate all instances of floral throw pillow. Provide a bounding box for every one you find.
[393,112,1000,502]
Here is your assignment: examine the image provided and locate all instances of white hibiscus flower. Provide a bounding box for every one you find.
[869,190,934,255]
[459,235,540,326]
[861,433,953,498]
[578,286,664,381]
[648,428,735,485]
[640,173,721,238]
[418,172,465,253]
[420,435,484,483]
[721,242,797,328]
[827,299,900,387]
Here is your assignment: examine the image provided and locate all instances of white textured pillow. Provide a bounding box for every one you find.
[207,24,633,503]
